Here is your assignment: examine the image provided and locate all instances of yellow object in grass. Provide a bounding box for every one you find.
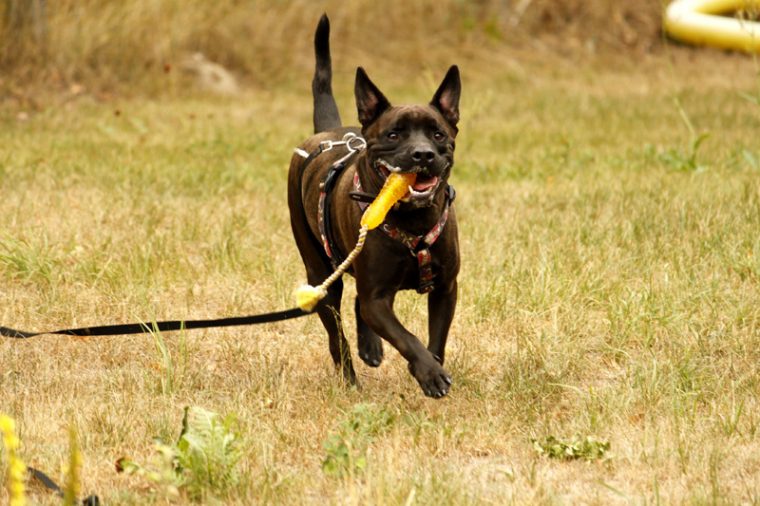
[360,172,416,230]
[0,414,26,506]
[64,424,82,506]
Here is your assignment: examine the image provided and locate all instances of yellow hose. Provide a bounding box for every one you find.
[665,0,760,53]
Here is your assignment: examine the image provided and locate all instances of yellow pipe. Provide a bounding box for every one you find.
[665,0,760,53]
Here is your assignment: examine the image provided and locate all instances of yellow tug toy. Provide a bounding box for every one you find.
[295,172,417,311]
[360,171,417,229]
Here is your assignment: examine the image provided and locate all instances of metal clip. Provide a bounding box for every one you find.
[345,134,367,153]
[328,133,367,167]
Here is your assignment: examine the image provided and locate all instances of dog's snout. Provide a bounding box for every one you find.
[411,147,435,165]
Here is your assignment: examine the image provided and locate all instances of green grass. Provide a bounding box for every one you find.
[2,51,760,504]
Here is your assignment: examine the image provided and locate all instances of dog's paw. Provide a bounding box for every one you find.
[408,358,452,398]
[358,333,384,367]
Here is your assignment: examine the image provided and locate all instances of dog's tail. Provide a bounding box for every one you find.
[312,14,342,133]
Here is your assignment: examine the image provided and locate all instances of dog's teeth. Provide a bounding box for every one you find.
[408,186,433,198]
[377,159,402,173]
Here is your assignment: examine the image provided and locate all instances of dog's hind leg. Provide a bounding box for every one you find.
[288,171,356,386]
[309,275,356,385]
[355,296,383,367]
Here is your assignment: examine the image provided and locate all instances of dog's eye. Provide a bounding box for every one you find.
[433,131,446,142]
[387,131,400,141]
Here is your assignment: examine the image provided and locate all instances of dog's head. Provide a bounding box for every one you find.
[355,66,460,208]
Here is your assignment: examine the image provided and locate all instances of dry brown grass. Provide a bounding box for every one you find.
[1,0,666,96]
[3,1,760,505]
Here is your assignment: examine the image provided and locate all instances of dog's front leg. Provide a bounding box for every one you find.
[358,293,452,398]
[427,280,457,365]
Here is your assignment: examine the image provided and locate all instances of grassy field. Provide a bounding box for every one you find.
[2,27,760,505]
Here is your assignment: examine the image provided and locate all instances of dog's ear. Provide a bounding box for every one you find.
[431,65,461,129]
[355,67,391,128]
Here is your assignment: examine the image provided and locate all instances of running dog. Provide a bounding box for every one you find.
[287,15,461,398]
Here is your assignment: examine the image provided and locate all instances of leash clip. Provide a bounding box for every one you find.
[319,139,335,152]
[320,133,366,154]
[332,133,367,167]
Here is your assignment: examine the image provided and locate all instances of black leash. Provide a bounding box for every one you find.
[4,306,313,506]
[0,306,311,339]
[2,308,312,505]
[3,136,370,340]
[28,466,100,505]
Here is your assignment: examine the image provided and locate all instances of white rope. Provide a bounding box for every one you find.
[295,226,369,311]
[320,225,368,292]
[293,133,370,311]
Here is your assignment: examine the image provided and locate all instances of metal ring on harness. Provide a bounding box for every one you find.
[345,134,367,152]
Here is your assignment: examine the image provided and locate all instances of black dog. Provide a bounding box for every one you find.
[287,14,461,398]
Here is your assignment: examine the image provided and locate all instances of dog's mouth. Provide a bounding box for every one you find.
[376,159,442,202]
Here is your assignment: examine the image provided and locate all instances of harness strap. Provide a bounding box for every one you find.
[318,160,350,267]
[297,133,366,269]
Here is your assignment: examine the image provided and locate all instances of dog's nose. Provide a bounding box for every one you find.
[411,148,435,165]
